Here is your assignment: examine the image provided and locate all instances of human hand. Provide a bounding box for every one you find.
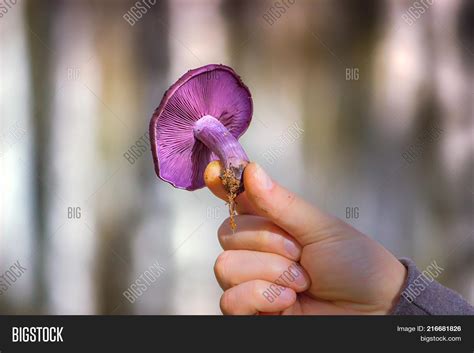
[205,162,407,315]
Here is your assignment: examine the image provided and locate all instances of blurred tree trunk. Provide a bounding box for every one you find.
[25,0,56,314]
[92,0,171,314]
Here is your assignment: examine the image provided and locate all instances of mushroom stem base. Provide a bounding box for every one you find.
[221,164,247,232]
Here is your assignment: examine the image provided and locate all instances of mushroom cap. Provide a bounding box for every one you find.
[150,64,253,190]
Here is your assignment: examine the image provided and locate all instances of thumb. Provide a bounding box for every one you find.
[243,163,338,246]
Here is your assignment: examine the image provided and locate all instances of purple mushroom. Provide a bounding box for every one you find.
[149,64,253,229]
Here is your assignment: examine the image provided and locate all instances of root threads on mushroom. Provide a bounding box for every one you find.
[221,168,242,232]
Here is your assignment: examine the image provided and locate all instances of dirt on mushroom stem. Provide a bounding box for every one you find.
[220,165,246,232]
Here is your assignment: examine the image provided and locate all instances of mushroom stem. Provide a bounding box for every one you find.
[193,115,249,184]
[194,115,249,230]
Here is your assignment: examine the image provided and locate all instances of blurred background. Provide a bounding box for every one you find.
[0,0,472,314]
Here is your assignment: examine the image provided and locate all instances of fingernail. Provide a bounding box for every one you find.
[294,272,308,289]
[284,239,300,259]
[291,265,308,289]
[254,164,273,189]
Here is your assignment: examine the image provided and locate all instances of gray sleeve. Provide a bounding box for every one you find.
[391,258,474,315]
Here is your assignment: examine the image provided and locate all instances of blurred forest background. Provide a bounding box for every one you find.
[0,0,473,314]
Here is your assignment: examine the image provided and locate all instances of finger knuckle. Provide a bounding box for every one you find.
[251,280,264,301]
[214,251,230,284]
[217,218,232,238]
[256,229,272,248]
[219,291,233,315]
